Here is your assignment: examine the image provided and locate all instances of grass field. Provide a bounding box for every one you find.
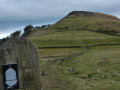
[29,28,120,90]
[59,45,120,89]
[30,30,120,47]
[29,11,120,90]
[39,45,120,90]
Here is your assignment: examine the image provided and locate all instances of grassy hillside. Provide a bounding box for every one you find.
[30,28,120,90]
[39,45,120,90]
[30,30,120,47]
[48,45,120,90]
[29,11,120,90]
[52,11,120,34]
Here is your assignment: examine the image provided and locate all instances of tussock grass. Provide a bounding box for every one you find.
[30,28,120,90]
[52,46,120,90]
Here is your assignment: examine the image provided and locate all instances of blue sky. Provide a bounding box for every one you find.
[0,0,120,38]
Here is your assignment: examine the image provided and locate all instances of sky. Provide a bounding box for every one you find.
[0,0,120,39]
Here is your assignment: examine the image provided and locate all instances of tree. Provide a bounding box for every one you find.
[10,31,21,37]
[23,25,34,37]
[0,36,10,45]
[41,25,47,28]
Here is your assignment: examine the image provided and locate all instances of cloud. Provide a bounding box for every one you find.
[0,0,120,38]
[1,0,120,19]
[0,33,10,39]
[0,0,120,21]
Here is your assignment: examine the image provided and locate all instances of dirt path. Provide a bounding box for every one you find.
[40,60,75,90]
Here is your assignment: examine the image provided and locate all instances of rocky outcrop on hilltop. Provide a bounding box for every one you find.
[68,11,120,21]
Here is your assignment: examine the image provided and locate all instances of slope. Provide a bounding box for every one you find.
[30,29,120,90]
[30,30,119,47]
[52,11,120,35]
[29,11,120,90]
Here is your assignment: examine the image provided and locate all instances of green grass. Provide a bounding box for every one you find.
[30,28,120,90]
[38,45,120,90]
[38,48,84,58]
[30,30,119,47]
[52,17,120,31]
[50,45,120,90]
[40,58,78,90]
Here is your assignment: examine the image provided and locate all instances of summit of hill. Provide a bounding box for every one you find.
[67,11,120,21]
[51,11,120,33]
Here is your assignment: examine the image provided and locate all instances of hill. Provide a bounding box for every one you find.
[67,11,120,21]
[51,11,120,35]
[30,30,120,90]
[29,11,120,90]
